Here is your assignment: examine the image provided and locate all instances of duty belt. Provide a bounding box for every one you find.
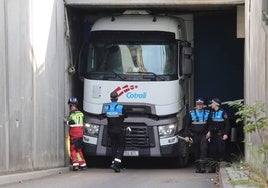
[212,130,223,136]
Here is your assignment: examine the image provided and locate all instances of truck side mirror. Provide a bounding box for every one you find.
[181,46,193,76]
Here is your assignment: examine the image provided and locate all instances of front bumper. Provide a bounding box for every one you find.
[83,134,184,157]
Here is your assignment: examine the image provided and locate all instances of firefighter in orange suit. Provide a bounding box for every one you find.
[66,97,87,171]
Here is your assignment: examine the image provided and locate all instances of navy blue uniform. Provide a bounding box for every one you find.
[105,101,125,169]
[208,109,230,162]
[187,109,209,167]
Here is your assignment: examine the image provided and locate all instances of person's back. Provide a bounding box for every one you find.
[104,91,126,173]
[69,109,84,138]
[105,101,124,132]
[66,97,87,171]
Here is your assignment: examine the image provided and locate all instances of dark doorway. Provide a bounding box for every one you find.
[193,10,245,159]
[194,10,244,103]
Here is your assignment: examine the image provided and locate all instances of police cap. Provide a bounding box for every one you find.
[196,98,204,105]
[211,98,221,106]
[110,91,118,99]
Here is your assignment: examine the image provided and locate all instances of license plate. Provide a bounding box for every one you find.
[123,150,139,156]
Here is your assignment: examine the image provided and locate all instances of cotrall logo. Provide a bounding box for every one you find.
[113,84,138,97]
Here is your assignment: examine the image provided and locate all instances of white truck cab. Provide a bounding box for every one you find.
[80,11,193,167]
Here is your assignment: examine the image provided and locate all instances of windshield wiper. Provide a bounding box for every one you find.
[102,72,126,81]
[87,71,126,81]
[141,72,165,81]
[112,72,126,81]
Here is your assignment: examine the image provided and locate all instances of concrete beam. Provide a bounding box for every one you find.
[64,0,245,6]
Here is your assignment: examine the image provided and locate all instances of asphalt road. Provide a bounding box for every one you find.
[1,158,218,188]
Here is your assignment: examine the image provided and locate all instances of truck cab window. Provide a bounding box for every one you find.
[85,43,177,78]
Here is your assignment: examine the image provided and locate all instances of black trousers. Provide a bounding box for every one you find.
[108,128,126,161]
[209,134,227,162]
[192,134,208,162]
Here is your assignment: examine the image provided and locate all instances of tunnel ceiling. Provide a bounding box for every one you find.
[64,0,244,12]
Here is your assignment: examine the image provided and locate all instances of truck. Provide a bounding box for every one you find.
[78,10,194,167]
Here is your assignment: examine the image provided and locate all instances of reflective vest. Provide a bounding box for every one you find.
[189,109,209,134]
[67,110,84,138]
[105,102,123,117]
[190,109,209,124]
[105,102,124,127]
[69,110,84,127]
[211,110,224,122]
[209,109,227,133]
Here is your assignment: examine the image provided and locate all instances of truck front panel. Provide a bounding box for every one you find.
[83,79,182,116]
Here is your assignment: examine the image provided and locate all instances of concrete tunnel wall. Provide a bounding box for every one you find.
[244,0,268,168]
[0,0,70,172]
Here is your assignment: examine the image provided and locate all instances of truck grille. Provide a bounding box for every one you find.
[125,126,150,147]
[102,124,155,148]
[126,126,148,137]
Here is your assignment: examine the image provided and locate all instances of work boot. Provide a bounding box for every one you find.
[73,165,79,171]
[79,163,87,170]
[113,165,121,173]
[110,163,115,169]
[111,162,121,173]
[195,163,201,173]
[208,161,219,173]
[110,161,115,168]
[207,167,216,173]
[199,163,206,173]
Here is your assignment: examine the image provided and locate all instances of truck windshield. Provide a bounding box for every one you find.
[100,44,176,72]
[84,42,177,80]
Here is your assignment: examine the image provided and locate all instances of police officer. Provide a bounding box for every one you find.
[207,98,230,173]
[104,92,126,173]
[66,97,87,171]
[185,98,210,173]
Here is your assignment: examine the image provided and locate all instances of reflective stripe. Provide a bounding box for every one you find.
[69,124,83,127]
[192,122,207,125]
[106,111,121,117]
[114,158,121,163]
[73,163,79,166]
[212,119,224,122]
[80,163,86,167]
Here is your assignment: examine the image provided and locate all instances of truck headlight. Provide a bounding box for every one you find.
[84,123,99,137]
[158,124,176,138]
